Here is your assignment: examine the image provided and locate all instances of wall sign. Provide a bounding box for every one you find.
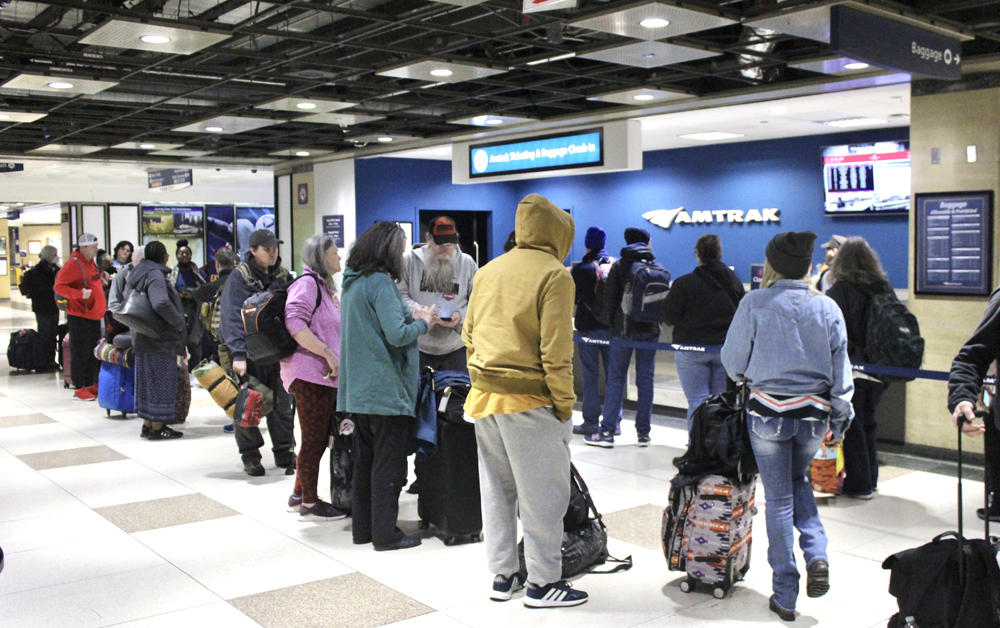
[915,191,993,296]
[643,207,780,230]
[750,264,765,290]
[148,168,193,192]
[0,163,23,174]
[830,5,962,80]
[469,128,602,178]
[323,215,345,248]
[297,183,309,205]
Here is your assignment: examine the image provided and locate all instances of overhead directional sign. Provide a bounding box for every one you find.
[469,128,602,178]
[148,168,193,192]
[830,6,962,80]
[523,0,577,14]
[0,163,23,174]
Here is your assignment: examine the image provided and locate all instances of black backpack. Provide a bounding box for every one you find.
[241,273,322,365]
[673,384,757,486]
[864,290,925,381]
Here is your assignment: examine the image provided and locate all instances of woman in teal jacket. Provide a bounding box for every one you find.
[338,222,433,551]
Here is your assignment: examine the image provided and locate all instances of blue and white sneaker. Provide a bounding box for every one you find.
[524,580,589,608]
[490,572,526,601]
[584,431,614,448]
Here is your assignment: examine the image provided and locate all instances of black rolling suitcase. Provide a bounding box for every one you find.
[415,369,482,545]
[8,329,46,372]
[882,410,1000,627]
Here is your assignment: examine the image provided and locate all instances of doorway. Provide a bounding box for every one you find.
[418,210,492,267]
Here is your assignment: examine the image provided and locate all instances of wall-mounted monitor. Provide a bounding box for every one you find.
[823,140,910,215]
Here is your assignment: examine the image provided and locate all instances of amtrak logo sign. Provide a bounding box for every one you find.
[643,207,780,230]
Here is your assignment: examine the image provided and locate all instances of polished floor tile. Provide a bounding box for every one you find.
[95,493,239,533]
[102,602,263,628]
[603,503,668,551]
[229,573,433,628]
[0,413,54,428]
[0,507,128,554]
[18,444,128,470]
[41,459,195,508]
[0,422,101,455]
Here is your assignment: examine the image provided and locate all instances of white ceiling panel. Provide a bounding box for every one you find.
[377,60,506,83]
[255,97,358,114]
[1,74,118,94]
[581,41,718,68]
[173,115,283,134]
[0,111,47,123]
[295,113,385,126]
[78,19,231,55]
[588,87,694,105]
[569,1,736,40]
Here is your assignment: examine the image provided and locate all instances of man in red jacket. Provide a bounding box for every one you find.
[54,233,107,401]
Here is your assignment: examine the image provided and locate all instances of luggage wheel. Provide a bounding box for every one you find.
[679,578,697,593]
[712,585,728,600]
[444,533,483,546]
[418,520,430,530]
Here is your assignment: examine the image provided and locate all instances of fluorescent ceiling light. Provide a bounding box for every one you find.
[140,35,171,44]
[826,117,888,128]
[139,143,156,149]
[633,94,655,101]
[378,137,394,142]
[205,126,224,132]
[843,62,869,70]
[485,119,504,125]
[679,132,745,141]
[526,52,576,66]
[295,151,310,157]
[296,103,317,109]
[770,107,788,115]
[640,18,669,28]
[430,69,454,77]
[48,82,73,89]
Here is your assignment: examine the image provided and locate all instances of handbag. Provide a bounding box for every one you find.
[113,288,164,340]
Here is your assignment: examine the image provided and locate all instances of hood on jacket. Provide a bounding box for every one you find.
[515,193,574,262]
[126,258,170,287]
[620,243,655,262]
[581,248,609,264]
[340,267,364,293]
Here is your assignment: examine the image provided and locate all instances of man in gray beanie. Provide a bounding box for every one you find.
[21,245,61,369]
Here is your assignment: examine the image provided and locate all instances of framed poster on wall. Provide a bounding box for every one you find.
[915,191,993,296]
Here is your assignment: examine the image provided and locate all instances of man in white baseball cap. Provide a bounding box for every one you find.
[54,233,107,401]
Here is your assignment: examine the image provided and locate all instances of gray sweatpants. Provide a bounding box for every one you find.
[475,406,572,586]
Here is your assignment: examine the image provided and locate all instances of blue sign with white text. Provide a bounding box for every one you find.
[469,129,603,178]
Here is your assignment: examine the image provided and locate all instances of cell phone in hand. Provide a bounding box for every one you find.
[438,315,453,322]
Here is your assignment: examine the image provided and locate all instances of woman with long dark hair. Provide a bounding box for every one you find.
[722,232,853,621]
[338,222,433,550]
[825,236,893,499]
[126,240,186,440]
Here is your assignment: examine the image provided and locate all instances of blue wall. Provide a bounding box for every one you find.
[355,127,911,287]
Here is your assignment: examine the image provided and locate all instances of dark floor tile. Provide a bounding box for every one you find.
[0,413,54,429]
[95,493,239,533]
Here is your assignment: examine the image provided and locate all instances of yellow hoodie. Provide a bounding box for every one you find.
[462,193,577,421]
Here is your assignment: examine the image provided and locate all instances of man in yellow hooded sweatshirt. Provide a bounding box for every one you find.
[463,193,586,608]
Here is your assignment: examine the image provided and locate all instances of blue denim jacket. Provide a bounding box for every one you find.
[721,280,855,438]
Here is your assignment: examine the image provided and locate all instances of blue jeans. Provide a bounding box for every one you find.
[749,414,830,611]
[601,332,657,436]
[674,350,728,431]
[578,329,617,431]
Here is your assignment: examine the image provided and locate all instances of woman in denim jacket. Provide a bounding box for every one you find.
[721,231,854,622]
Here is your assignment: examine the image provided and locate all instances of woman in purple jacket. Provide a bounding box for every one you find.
[281,234,345,521]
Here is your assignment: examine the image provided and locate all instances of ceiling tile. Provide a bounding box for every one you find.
[111,142,184,151]
[1,74,118,94]
[745,6,833,43]
[295,113,385,126]
[28,144,106,155]
[580,41,719,68]
[570,1,737,40]
[150,149,215,157]
[588,87,695,105]
[789,56,875,75]
[0,111,47,123]
[172,116,284,134]
[78,19,231,55]
[448,114,535,127]
[347,133,420,144]
[376,60,506,83]
[267,148,334,157]
[255,97,357,114]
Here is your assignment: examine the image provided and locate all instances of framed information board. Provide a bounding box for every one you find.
[915,191,993,296]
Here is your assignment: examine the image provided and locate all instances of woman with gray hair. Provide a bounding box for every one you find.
[280,234,347,521]
[21,245,61,369]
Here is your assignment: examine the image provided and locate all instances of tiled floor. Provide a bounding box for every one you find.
[0,302,989,627]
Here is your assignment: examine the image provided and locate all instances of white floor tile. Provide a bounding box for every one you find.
[0,422,100,455]
[40,459,194,508]
[102,601,263,628]
[0,507,128,554]
[383,612,471,628]
[0,483,87,522]
[132,515,354,599]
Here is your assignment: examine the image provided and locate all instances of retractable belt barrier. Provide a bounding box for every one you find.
[573,333,996,386]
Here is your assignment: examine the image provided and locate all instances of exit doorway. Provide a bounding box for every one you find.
[418,210,492,267]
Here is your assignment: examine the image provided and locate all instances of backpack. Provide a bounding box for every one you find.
[622,260,671,323]
[864,289,925,381]
[18,267,32,298]
[673,384,757,486]
[587,256,616,326]
[241,271,322,365]
[201,290,224,340]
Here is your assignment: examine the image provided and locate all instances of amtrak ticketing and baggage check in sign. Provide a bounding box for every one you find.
[469,128,603,178]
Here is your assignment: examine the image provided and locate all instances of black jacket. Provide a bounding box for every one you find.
[948,286,1000,412]
[219,252,291,362]
[571,248,612,333]
[661,260,745,345]
[195,267,234,304]
[826,279,894,365]
[603,243,660,338]
[24,260,60,315]
[125,259,186,356]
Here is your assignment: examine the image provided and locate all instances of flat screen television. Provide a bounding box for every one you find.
[823,140,910,215]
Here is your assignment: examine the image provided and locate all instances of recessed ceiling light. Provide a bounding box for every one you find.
[844,62,869,70]
[296,103,317,109]
[139,143,156,149]
[0,114,9,120]
[485,119,504,125]
[642,53,656,58]
[205,126,224,132]
[47,82,73,89]
[679,132,745,141]
[769,107,788,115]
[295,151,310,156]
[430,69,453,77]
[633,94,655,101]
[826,117,888,128]
[640,18,670,28]
[378,137,393,142]
[140,35,171,44]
